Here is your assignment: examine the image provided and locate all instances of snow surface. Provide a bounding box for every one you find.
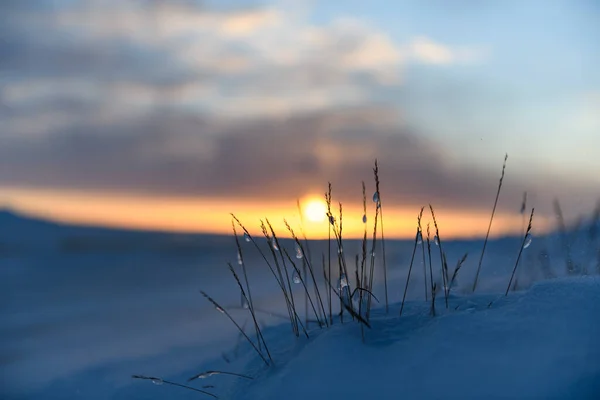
[1,210,599,399]
[229,277,600,400]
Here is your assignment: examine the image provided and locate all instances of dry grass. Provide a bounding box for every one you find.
[136,157,600,398]
[506,208,535,296]
[132,374,218,398]
[400,207,425,316]
[472,153,508,292]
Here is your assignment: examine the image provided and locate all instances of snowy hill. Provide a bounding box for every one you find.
[1,210,599,399]
[229,277,600,400]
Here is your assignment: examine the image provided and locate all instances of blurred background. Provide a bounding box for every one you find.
[1,0,599,238]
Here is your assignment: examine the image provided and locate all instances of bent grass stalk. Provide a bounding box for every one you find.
[227,263,273,363]
[284,220,328,327]
[448,253,468,297]
[188,370,254,382]
[473,153,508,292]
[322,269,373,329]
[132,375,218,398]
[200,291,270,366]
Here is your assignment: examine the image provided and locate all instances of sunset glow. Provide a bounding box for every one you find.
[0,186,556,239]
[0,0,598,239]
[302,197,327,223]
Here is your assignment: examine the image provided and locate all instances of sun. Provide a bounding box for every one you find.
[302,197,327,223]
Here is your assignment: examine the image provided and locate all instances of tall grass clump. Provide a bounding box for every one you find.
[141,155,600,399]
[472,153,508,292]
[231,215,304,338]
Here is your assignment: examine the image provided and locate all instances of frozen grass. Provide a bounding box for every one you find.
[129,158,599,399]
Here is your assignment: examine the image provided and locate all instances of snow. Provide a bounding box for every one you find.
[1,210,599,399]
[231,277,600,400]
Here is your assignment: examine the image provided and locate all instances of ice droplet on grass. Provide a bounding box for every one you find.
[338,273,348,290]
[416,230,423,244]
[524,234,532,249]
[197,371,219,379]
[237,251,243,265]
[292,270,301,284]
[373,192,379,203]
[271,240,279,251]
[362,214,367,223]
[295,243,303,259]
[215,305,225,314]
[244,232,250,242]
[151,378,163,385]
[434,235,439,246]
[329,215,336,225]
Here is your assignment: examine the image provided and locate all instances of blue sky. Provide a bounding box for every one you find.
[0,0,598,232]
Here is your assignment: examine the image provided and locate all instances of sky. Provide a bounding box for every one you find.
[0,0,598,238]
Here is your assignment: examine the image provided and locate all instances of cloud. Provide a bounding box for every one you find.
[408,37,488,65]
[0,0,487,124]
[7,1,595,218]
[1,106,596,217]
